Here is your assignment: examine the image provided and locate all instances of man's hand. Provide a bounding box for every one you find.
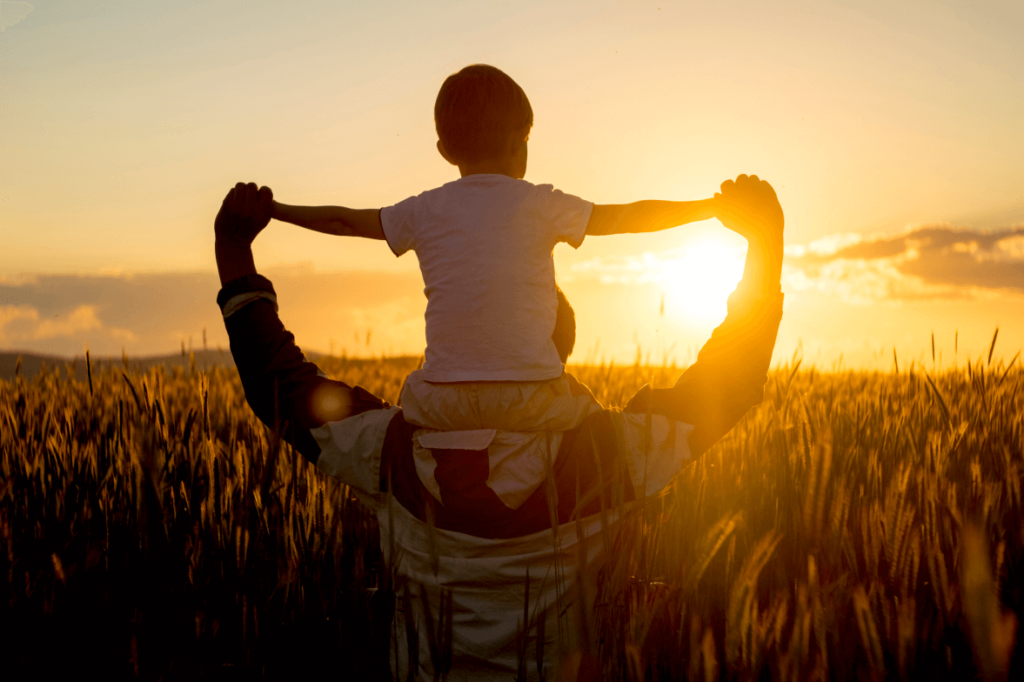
[215,182,273,286]
[713,174,784,247]
[215,182,274,249]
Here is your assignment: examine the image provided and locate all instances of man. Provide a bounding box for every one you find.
[214,175,784,680]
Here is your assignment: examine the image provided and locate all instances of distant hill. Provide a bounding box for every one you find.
[0,349,421,382]
[0,349,237,382]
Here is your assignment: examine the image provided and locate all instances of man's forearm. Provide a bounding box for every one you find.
[587,199,716,236]
[739,233,784,297]
[216,242,257,287]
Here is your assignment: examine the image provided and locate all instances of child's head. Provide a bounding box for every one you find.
[435,64,533,174]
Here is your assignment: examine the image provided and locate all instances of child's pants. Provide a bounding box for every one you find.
[399,369,599,432]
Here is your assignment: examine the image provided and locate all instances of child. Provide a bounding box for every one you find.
[271,64,729,432]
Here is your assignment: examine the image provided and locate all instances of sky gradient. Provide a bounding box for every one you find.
[2,0,1023,368]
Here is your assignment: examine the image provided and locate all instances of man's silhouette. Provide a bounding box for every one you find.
[213,174,784,680]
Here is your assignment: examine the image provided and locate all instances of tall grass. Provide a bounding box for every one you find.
[596,357,1021,680]
[1,353,1020,679]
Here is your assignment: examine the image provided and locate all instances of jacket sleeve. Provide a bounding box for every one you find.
[216,274,391,464]
[624,276,784,458]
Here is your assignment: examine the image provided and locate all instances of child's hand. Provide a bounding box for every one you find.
[713,175,783,245]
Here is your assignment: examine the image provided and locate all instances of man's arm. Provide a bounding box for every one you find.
[214,183,388,464]
[585,198,717,236]
[272,202,385,240]
[624,175,785,457]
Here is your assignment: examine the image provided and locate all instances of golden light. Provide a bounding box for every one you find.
[662,237,746,323]
[311,384,352,422]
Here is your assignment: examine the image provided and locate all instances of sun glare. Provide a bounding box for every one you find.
[662,237,746,323]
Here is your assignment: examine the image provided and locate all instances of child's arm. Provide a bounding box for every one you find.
[585,199,717,237]
[272,202,385,240]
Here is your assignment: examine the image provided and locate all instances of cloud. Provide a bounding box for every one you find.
[562,223,1024,307]
[783,224,1024,303]
[0,266,424,357]
[0,1,33,32]
[4,227,1023,362]
[0,302,137,349]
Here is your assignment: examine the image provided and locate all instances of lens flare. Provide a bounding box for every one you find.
[662,237,746,323]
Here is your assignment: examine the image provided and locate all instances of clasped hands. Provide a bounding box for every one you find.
[712,174,784,247]
[215,182,274,250]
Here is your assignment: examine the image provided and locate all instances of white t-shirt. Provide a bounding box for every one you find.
[380,174,593,382]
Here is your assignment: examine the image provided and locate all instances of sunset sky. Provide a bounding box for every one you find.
[2,0,1023,369]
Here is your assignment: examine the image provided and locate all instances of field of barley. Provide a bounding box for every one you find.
[1,350,1021,680]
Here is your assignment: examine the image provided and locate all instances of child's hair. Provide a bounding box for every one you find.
[434,64,533,164]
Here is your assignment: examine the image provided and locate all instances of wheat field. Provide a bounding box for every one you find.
[1,350,1020,680]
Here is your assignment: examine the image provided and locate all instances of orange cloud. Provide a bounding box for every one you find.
[0,303,137,348]
[783,225,1024,303]
[0,266,424,357]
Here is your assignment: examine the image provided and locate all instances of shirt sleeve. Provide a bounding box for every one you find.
[216,274,398,499]
[538,184,593,249]
[379,194,419,257]
[312,406,401,501]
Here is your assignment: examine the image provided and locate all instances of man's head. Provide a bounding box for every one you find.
[434,65,533,176]
[552,285,575,364]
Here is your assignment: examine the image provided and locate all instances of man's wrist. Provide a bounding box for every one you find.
[215,240,257,286]
[215,239,255,261]
[743,233,784,291]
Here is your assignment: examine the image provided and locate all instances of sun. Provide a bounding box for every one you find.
[662,237,746,323]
